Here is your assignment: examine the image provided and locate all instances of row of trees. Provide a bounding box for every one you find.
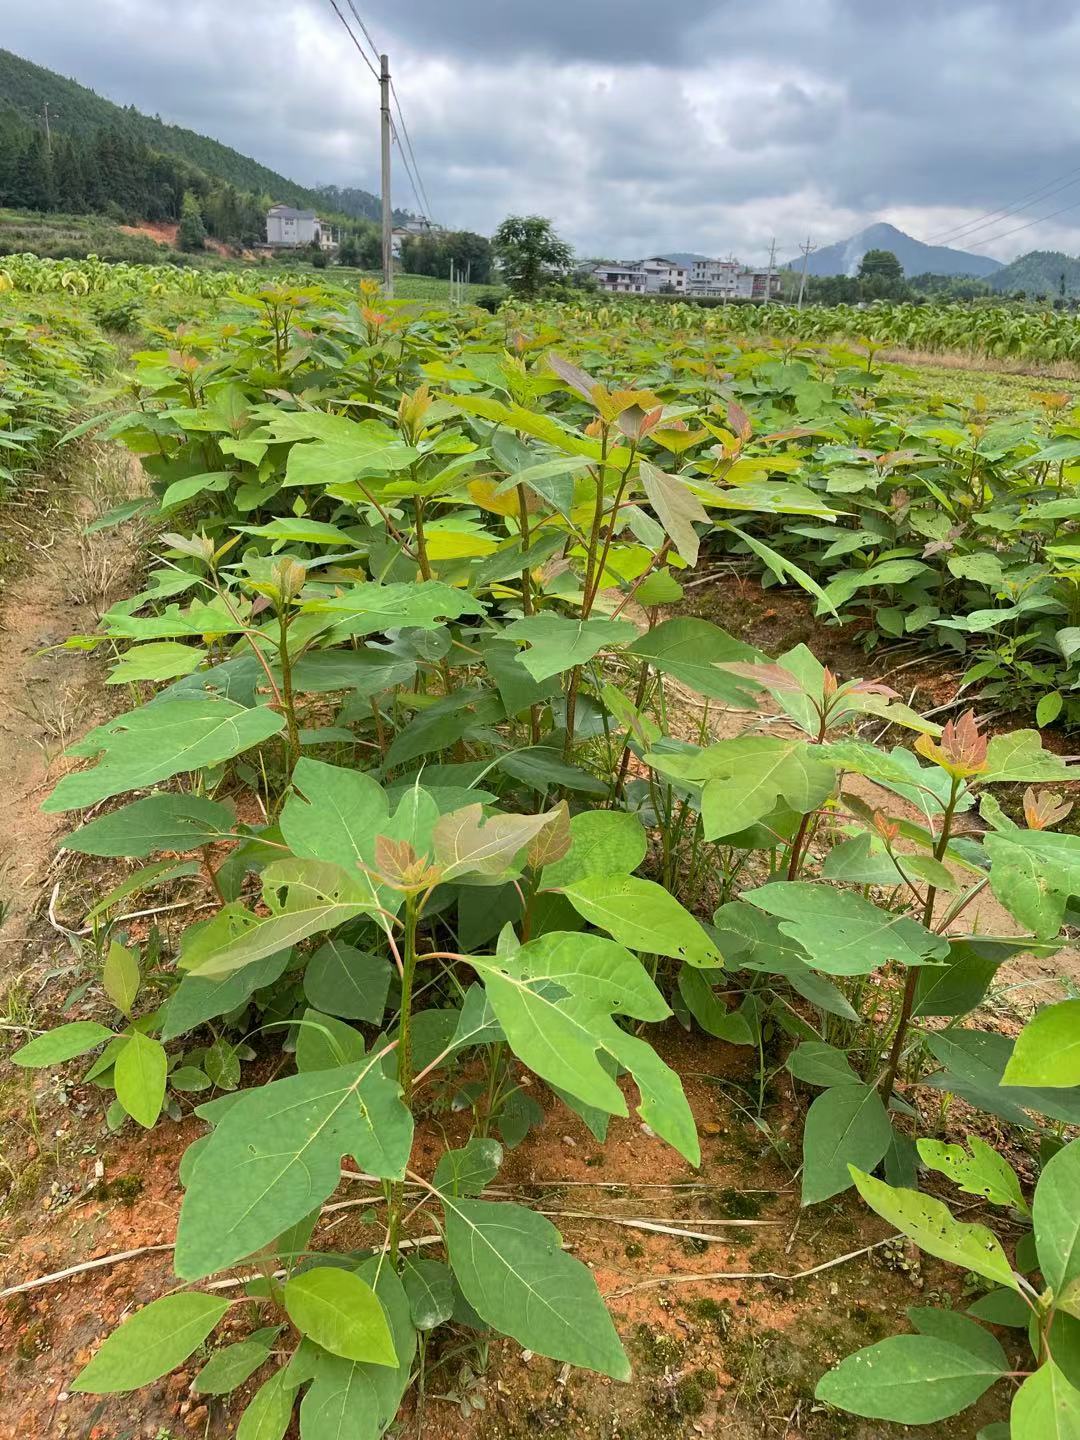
[0,110,270,245]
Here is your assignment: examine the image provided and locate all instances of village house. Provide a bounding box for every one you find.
[592,253,782,300]
[265,204,337,249]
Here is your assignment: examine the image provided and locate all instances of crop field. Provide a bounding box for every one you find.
[1,270,1079,1440]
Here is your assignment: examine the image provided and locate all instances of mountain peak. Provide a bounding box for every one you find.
[790,223,1002,278]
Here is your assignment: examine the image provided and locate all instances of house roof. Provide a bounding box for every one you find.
[268,205,318,220]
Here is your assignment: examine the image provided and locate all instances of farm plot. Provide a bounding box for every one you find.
[2,276,1080,1439]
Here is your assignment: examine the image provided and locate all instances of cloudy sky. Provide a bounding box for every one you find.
[8,0,1080,264]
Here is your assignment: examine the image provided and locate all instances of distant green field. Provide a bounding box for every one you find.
[0,211,503,303]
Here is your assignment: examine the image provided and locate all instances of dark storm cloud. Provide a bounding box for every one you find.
[6,0,1080,261]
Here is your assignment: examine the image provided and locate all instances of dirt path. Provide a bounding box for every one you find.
[0,446,143,940]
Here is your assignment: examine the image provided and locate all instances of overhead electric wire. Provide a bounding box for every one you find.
[326,0,437,226]
[962,193,1080,249]
[326,0,379,80]
[923,163,1080,246]
[390,82,434,220]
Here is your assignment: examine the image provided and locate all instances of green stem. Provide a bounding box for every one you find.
[278,609,301,771]
[387,894,420,1265]
[880,776,959,1105]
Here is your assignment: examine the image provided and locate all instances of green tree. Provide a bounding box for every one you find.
[858,248,903,282]
[492,214,572,297]
[177,190,206,251]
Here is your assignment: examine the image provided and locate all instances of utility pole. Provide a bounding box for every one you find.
[763,236,777,306]
[379,53,393,297]
[796,235,816,309]
[42,102,55,154]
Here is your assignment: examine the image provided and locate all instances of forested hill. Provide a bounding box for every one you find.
[988,249,1080,297]
[0,47,383,221]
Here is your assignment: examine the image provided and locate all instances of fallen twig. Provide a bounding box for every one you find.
[604,1234,899,1297]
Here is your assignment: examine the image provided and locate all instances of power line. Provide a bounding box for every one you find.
[390,82,434,220]
[343,0,383,68]
[327,0,436,226]
[326,0,379,81]
[923,163,1080,246]
[967,193,1080,249]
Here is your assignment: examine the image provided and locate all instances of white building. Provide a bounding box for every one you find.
[688,257,782,300]
[591,262,647,294]
[265,205,336,249]
[640,257,688,293]
[591,257,687,294]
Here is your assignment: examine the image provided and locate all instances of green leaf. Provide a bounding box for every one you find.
[983,730,1070,783]
[1005,1002,1080,1087]
[1011,1362,1080,1439]
[295,1009,366,1072]
[432,804,557,881]
[1033,1138,1080,1297]
[541,810,646,889]
[114,1031,167,1128]
[786,1042,859,1088]
[917,1137,1028,1213]
[300,579,484,634]
[295,1260,415,1440]
[280,757,389,873]
[850,1166,1018,1290]
[401,1258,455,1331]
[469,931,698,1162]
[907,1306,1008,1367]
[648,736,836,840]
[162,936,292,1041]
[502,614,636,681]
[236,1368,294,1440]
[304,940,391,1023]
[433,1137,504,1197]
[561,874,719,966]
[65,793,235,857]
[1038,692,1065,728]
[188,860,381,979]
[12,1020,113,1068]
[638,460,709,565]
[624,618,759,702]
[815,1334,1004,1423]
[194,1339,273,1395]
[442,1196,629,1379]
[107,641,206,686]
[45,699,285,813]
[746,882,949,974]
[967,1288,1032,1327]
[925,1028,1080,1128]
[284,1268,396,1365]
[801,1085,892,1204]
[175,1057,412,1280]
[103,941,140,1015]
[985,830,1080,940]
[73,1292,229,1393]
[678,966,754,1043]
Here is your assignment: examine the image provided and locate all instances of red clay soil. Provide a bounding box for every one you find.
[118,222,233,257]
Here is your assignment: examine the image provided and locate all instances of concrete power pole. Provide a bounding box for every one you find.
[42,102,54,154]
[797,235,816,308]
[379,53,394,297]
[764,236,777,306]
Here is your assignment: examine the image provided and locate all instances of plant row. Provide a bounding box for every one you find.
[11,278,1080,1436]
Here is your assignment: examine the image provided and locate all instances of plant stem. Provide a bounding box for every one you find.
[388,893,420,1265]
[517,483,541,746]
[880,776,959,1105]
[277,608,301,770]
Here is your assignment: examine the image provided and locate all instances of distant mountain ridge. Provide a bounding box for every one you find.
[989,249,1080,296]
[0,47,384,219]
[787,222,1002,279]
